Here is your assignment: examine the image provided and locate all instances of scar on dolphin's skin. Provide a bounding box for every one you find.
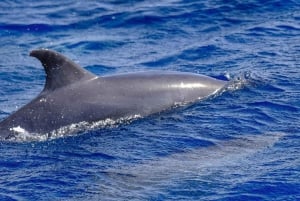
[0,49,227,140]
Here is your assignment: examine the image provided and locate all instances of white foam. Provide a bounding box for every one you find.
[8,114,142,142]
[225,71,253,91]
[8,126,48,142]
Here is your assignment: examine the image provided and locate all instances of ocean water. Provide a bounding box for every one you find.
[0,0,299,200]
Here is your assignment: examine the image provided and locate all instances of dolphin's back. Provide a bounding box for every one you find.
[53,71,226,122]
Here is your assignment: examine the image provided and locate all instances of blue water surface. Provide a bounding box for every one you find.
[0,0,299,200]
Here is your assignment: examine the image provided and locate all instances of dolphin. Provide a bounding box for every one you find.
[0,49,227,140]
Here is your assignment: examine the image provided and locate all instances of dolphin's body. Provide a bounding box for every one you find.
[0,49,227,140]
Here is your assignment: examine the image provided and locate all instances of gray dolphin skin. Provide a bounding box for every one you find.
[0,49,227,140]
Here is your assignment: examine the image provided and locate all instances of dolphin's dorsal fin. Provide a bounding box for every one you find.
[30,49,96,92]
